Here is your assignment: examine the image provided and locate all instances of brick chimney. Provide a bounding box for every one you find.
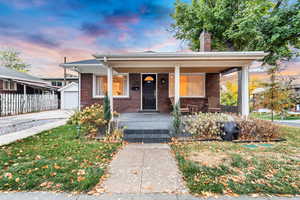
[199,31,211,52]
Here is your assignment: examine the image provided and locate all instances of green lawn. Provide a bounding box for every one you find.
[250,112,300,120]
[0,125,121,192]
[172,126,300,195]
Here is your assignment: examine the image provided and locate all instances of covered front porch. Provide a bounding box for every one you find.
[61,51,266,117]
[95,52,266,117]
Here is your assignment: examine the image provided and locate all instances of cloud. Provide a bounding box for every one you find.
[24,34,60,48]
[0,0,46,9]
[139,2,171,19]
[0,21,16,29]
[105,14,139,30]
[0,0,187,78]
[80,22,109,37]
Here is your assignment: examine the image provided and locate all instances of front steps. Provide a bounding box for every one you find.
[124,129,171,143]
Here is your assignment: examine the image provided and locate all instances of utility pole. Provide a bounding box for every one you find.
[64,57,67,86]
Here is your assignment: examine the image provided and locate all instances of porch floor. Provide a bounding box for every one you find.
[117,112,172,130]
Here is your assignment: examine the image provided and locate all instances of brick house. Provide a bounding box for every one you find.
[61,32,266,116]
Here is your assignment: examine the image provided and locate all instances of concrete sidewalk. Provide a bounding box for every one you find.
[275,120,300,128]
[101,143,187,194]
[0,110,73,146]
[0,192,298,200]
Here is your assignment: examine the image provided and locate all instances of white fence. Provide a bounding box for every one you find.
[0,93,59,116]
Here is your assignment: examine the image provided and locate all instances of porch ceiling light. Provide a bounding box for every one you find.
[144,76,154,82]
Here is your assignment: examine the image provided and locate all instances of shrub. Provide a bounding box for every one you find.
[183,113,232,139]
[235,117,280,140]
[68,104,107,136]
[172,103,181,135]
[103,94,111,123]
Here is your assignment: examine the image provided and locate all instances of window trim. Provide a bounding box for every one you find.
[3,80,17,91]
[168,73,206,98]
[93,73,130,98]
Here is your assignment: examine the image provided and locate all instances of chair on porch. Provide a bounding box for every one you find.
[169,97,189,114]
[169,98,202,114]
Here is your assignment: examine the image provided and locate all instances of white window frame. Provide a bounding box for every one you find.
[3,80,17,91]
[169,73,206,98]
[93,73,130,98]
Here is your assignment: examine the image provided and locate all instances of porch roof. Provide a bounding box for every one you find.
[93,51,266,61]
[60,51,267,74]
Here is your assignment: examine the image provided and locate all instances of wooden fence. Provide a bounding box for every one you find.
[0,93,59,116]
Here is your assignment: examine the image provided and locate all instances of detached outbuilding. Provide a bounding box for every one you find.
[58,82,79,110]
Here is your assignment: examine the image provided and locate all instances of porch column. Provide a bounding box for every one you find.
[237,70,242,114]
[174,64,180,105]
[107,65,114,119]
[241,66,249,116]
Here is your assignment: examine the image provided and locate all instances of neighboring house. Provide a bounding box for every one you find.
[0,66,56,94]
[42,77,78,88]
[61,32,266,116]
[59,82,79,110]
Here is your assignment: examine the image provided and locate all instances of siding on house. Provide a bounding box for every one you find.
[80,73,220,113]
[0,79,46,94]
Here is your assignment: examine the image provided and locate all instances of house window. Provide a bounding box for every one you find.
[94,74,129,97]
[3,80,17,91]
[169,73,205,97]
[51,81,63,87]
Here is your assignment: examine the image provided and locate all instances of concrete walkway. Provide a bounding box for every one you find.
[275,120,300,128]
[0,110,73,146]
[0,192,299,200]
[101,143,187,194]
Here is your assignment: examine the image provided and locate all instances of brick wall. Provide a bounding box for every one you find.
[205,73,220,108]
[80,72,220,113]
[80,73,141,112]
[157,74,171,113]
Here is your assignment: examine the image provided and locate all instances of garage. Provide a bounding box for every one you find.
[59,82,79,110]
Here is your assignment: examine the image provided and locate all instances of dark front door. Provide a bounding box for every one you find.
[142,74,156,110]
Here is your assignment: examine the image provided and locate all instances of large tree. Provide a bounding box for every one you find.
[0,49,29,72]
[171,0,300,117]
[171,0,300,65]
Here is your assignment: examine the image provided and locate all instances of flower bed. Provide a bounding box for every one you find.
[181,113,282,142]
[67,104,123,141]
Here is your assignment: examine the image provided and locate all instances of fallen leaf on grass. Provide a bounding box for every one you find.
[35,155,41,160]
[77,176,86,182]
[4,173,12,179]
[50,172,57,177]
[40,181,53,188]
[54,164,61,169]
[77,169,86,176]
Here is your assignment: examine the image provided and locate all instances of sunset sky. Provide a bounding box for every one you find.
[0,0,299,79]
[0,0,189,77]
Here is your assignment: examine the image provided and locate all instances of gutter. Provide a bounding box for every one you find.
[93,51,268,61]
[0,75,52,85]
